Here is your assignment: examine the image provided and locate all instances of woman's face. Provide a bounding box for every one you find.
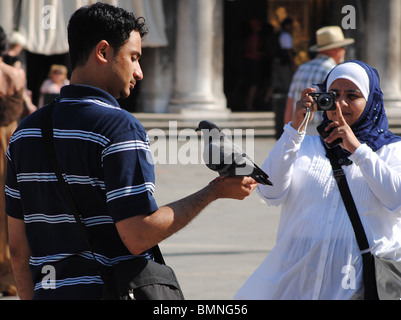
[327,79,367,127]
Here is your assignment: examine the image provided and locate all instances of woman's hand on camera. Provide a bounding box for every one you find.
[291,88,316,132]
[325,104,361,154]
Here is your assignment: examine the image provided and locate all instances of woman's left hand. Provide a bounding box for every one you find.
[325,104,361,154]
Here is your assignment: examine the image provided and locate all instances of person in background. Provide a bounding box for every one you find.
[39,64,70,107]
[2,30,36,118]
[270,17,296,139]
[3,31,26,69]
[0,26,26,297]
[244,18,263,110]
[284,26,354,134]
[272,17,296,95]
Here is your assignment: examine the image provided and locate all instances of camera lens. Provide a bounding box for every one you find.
[317,93,335,111]
[320,97,330,107]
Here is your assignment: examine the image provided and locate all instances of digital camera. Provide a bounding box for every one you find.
[308,92,336,111]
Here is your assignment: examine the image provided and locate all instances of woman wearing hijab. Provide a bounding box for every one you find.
[235,61,401,300]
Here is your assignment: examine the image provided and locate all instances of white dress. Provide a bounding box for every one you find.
[235,124,401,300]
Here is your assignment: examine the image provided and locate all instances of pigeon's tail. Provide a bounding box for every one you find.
[251,164,273,186]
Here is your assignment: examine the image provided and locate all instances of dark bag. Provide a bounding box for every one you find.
[41,101,184,300]
[105,254,184,300]
[328,150,401,300]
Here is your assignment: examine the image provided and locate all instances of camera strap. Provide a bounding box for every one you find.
[326,147,370,253]
[297,107,311,134]
[327,148,379,300]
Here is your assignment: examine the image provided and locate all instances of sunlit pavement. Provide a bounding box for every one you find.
[155,137,281,300]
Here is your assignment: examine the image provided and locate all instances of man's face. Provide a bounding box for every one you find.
[108,31,143,99]
[333,47,346,64]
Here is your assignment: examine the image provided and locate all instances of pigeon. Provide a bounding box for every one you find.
[196,120,273,186]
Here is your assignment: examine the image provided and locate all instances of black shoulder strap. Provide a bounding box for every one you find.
[327,149,379,300]
[40,102,99,258]
[326,150,370,252]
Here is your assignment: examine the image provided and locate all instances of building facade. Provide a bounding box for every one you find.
[138,0,401,114]
[1,0,401,112]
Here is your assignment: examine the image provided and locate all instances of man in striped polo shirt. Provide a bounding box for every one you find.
[6,3,258,300]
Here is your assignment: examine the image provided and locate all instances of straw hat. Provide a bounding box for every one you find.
[310,26,354,52]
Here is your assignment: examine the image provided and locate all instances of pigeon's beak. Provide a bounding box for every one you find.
[195,127,201,132]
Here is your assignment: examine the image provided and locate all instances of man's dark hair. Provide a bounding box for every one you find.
[67,2,148,70]
[0,26,8,57]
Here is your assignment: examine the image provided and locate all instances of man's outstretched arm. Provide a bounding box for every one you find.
[116,176,258,255]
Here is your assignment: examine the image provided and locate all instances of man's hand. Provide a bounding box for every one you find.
[209,176,258,200]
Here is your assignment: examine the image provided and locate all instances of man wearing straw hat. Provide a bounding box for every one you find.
[283,26,354,133]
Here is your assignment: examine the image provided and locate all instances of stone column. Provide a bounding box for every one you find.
[0,0,13,35]
[365,0,401,108]
[169,0,228,115]
[137,48,174,113]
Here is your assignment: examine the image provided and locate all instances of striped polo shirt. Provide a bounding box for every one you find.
[6,84,159,299]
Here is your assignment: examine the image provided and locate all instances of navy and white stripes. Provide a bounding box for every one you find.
[53,129,110,146]
[106,182,155,202]
[5,85,159,299]
[102,140,151,163]
[29,251,146,267]
[5,185,20,200]
[24,214,114,226]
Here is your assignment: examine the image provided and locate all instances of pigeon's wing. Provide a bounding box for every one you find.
[203,137,231,173]
[200,124,273,185]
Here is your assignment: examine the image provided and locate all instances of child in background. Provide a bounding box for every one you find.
[39,64,70,107]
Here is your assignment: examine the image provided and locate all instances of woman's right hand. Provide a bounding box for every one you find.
[291,88,317,132]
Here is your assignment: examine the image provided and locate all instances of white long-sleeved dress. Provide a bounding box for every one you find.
[235,124,401,300]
